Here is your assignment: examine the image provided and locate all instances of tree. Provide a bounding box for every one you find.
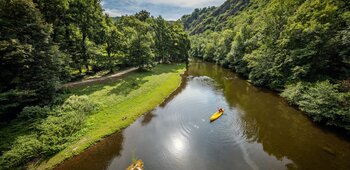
[278,0,344,82]
[168,21,191,62]
[102,15,124,72]
[213,29,234,66]
[0,0,60,118]
[68,0,104,72]
[33,0,69,42]
[153,16,171,62]
[128,19,155,68]
[135,10,151,22]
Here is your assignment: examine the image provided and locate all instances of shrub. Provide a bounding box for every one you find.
[0,95,99,168]
[281,81,350,130]
[38,111,86,155]
[281,82,306,104]
[59,95,99,115]
[0,135,42,169]
[38,95,98,155]
[18,106,50,121]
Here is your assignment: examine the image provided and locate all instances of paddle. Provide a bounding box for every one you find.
[216,107,225,115]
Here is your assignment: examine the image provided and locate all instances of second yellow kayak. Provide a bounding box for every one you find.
[210,109,224,122]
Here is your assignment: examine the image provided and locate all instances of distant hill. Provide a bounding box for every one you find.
[110,16,121,22]
[181,0,249,34]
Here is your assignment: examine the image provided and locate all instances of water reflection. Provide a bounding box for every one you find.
[159,70,188,108]
[57,60,350,170]
[55,133,124,170]
[140,112,156,126]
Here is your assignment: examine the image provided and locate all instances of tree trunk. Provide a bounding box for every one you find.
[82,32,89,71]
[107,44,113,73]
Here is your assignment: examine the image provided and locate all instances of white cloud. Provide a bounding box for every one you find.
[101,0,226,20]
[104,8,129,17]
[142,0,225,8]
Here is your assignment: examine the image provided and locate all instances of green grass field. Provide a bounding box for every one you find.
[31,63,185,169]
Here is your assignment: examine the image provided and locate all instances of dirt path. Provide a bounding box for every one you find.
[62,67,138,88]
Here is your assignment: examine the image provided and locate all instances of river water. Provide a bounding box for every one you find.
[56,60,350,170]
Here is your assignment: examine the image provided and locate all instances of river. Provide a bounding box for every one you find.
[56,60,350,170]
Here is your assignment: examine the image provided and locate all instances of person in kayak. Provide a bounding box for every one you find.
[218,108,224,112]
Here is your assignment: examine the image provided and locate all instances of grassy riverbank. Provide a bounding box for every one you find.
[35,63,185,169]
[0,64,185,169]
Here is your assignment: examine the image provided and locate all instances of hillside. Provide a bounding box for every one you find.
[181,0,249,34]
[182,0,350,131]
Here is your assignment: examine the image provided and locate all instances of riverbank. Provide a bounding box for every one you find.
[34,64,185,169]
[1,64,185,169]
[27,63,185,169]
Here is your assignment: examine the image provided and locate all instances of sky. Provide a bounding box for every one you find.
[101,0,226,21]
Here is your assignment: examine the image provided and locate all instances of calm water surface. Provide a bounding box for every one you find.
[56,60,350,170]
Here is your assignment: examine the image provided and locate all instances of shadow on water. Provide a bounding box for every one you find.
[159,69,189,108]
[142,68,189,126]
[140,111,157,126]
[55,132,124,170]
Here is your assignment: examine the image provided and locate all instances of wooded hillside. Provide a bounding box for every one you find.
[183,0,350,131]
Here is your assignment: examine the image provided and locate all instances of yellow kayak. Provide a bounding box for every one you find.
[210,109,224,122]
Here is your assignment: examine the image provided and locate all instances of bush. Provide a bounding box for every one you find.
[38,95,98,155]
[59,95,99,115]
[0,95,99,168]
[18,106,50,121]
[0,135,42,169]
[281,81,350,130]
[38,111,86,155]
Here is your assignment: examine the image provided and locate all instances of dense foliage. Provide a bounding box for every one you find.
[181,0,249,34]
[0,0,61,120]
[282,81,350,130]
[0,95,98,169]
[184,0,350,130]
[0,0,190,120]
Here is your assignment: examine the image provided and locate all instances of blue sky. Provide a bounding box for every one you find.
[101,0,226,21]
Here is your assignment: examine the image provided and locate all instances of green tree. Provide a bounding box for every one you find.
[135,10,151,22]
[227,25,251,77]
[153,16,171,62]
[213,30,234,66]
[33,0,69,42]
[278,0,345,82]
[128,19,155,68]
[68,0,104,71]
[168,21,191,62]
[0,0,60,118]
[102,15,124,72]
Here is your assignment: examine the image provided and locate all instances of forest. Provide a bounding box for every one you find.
[0,0,189,169]
[182,0,350,131]
[0,0,190,120]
